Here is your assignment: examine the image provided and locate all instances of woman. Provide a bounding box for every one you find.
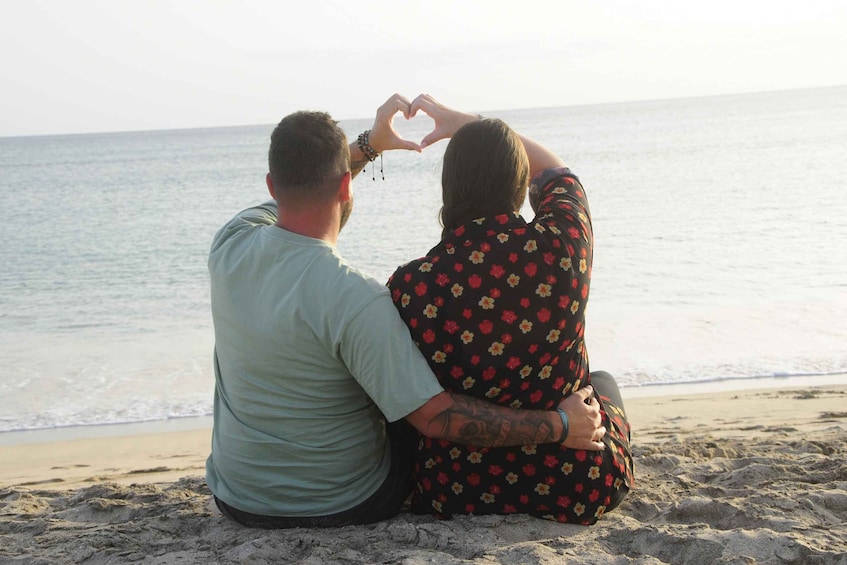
[387,96,633,524]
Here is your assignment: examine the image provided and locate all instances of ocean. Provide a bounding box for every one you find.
[1,86,846,438]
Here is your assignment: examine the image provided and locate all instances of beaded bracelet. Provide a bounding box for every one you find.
[357,130,379,162]
[556,408,569,443]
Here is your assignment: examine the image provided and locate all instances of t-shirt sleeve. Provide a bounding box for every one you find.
[339,294,445,422]
[210,200,277,253]
[529,167,593,256]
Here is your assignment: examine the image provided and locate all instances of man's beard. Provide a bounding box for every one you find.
[339,197,353,231]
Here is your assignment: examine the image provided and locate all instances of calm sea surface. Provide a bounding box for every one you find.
[1,86,846,433]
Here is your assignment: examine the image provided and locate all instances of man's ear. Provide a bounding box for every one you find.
[338,171,352,202]
[266,173,276,200]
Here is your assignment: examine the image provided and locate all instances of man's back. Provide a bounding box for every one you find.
[205,202,441,517]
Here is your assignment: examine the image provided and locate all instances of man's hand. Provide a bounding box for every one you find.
[365,93,422,154]
[558,385,606,451]
[409,94,479,148]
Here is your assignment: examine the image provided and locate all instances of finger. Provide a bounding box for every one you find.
[573,384,594,402]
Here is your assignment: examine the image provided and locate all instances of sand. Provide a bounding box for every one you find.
[2,385,846,564]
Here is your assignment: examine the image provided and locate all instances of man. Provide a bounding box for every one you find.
[206,94,607,528]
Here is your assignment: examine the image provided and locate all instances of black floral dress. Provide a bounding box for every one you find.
[387,167,633,524]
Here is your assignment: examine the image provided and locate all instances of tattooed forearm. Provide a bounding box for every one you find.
[429,394,559,447]
[350,158,368,179]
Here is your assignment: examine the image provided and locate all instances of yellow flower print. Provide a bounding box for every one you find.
[485,386,501,398]
[539,365,552,379]
[506,472,519,485]
[488,342,505,356]
[419,262,433,272]
[432,351,447,363]
[467,451,483,464]
[519,319,533,334]
[546,329,560,343]
[536,283,552,297]
[452,482,464,495]
[574,502,586,516]
[400,294,411,307]
[595,506,607,519]
[497,233,509,243]
[614,478,623,489]
[480,493,495,503]
[449,447,462,460]
[462,376,475,389]
[519,365,532,378]
[446,247,455,255]
[579,258,587,273]
[552,187,566,194]
[509,399,523,408]
[588,466,600,480]
[521,445,537,455]
[424,304,438,318]
[561,462,574,475]
[578,211,588,223]
[549,225,561,235]
[570,301,580,315]
[460,330,474,344]
[451,283,464,297]
[432,500,443,512]
[424,458,436,469]
[507,274,520,288]
[534,483,550,495]
[479,296,495,310]
[560,257,572,270]
[473,218,486,225]
[524,240,538,253]
[534,223,546,233]
[470,250,485,264]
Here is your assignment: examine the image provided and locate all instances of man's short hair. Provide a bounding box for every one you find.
[268,111,351,201]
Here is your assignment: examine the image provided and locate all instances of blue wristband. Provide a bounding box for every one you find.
[556,408,569,443]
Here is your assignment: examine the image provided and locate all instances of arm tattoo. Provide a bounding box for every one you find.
[350,158,368,179]
[431,395,558,447]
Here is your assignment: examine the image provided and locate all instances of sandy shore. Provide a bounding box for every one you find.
[2,384,846,564]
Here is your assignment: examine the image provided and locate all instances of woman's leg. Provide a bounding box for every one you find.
[589,370,626,418]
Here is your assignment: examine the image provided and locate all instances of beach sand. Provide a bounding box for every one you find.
[2,385,846,564]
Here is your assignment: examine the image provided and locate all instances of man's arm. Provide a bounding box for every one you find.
[349,93,422,179]
[405,385,606,451]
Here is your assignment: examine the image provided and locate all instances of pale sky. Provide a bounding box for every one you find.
[1,0,845,137]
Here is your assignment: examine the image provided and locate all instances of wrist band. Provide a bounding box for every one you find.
[357,130,379,162]
[556,408,569,443]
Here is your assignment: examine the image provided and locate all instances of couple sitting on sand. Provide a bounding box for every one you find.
[205,94,633,529]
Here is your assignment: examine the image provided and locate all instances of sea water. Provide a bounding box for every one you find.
[1,86,845,434]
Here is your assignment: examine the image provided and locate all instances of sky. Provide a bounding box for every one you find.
[1,0,845,137]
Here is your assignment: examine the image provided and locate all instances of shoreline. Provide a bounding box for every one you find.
[2,381,845,563]
[2,372,846,447]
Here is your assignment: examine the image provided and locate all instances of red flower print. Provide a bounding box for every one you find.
[414,282,427,296]
[490,264,505,278]
[543,252,555,265]
[479,320,493,334]
[470,355,480,365]
[537,308,551,322]
[574,483,584,493]
[506,356,521,370]
[530,390,543,403]
[443,343,454,353]
[443,320,459,334]
[581,284,589,299]
[501,333,513,344]
[480,242,491,252]
[482,367,496,380]
[589,489,600,502]
[543,455,558,468]
[437,472,449,485]
[463,308,473,319]
[519,495,529,504]
[501,310,517,324]
[557,496,572,508]
[522,463,536,476]
[490,287,501,299]
[434,296,444,307]
[467,473,481,486]
[524,263,537,277]
[505,452,516,462]
[568,227,580,239]
[454,263,464,272]
[450,366,464,379]
[575,450,588,462]
[503,504,517,514]
[422,329,436,343]
[508,252,518,263]
[514,228,526,236]
[391,288,401,301]
[403,272,412,282]
[558,295,570,308]
[495,214,509,224]
[455,225,465,236]
[488,465,503,476]
[465,504,475,513]
[435,273,450,286]
[520,298,530,308]
[468,274,482,289]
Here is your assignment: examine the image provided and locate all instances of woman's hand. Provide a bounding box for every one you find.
[409,94,479,148]
[557,385,606,451]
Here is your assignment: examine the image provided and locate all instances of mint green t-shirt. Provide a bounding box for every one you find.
[205,201,444,517]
